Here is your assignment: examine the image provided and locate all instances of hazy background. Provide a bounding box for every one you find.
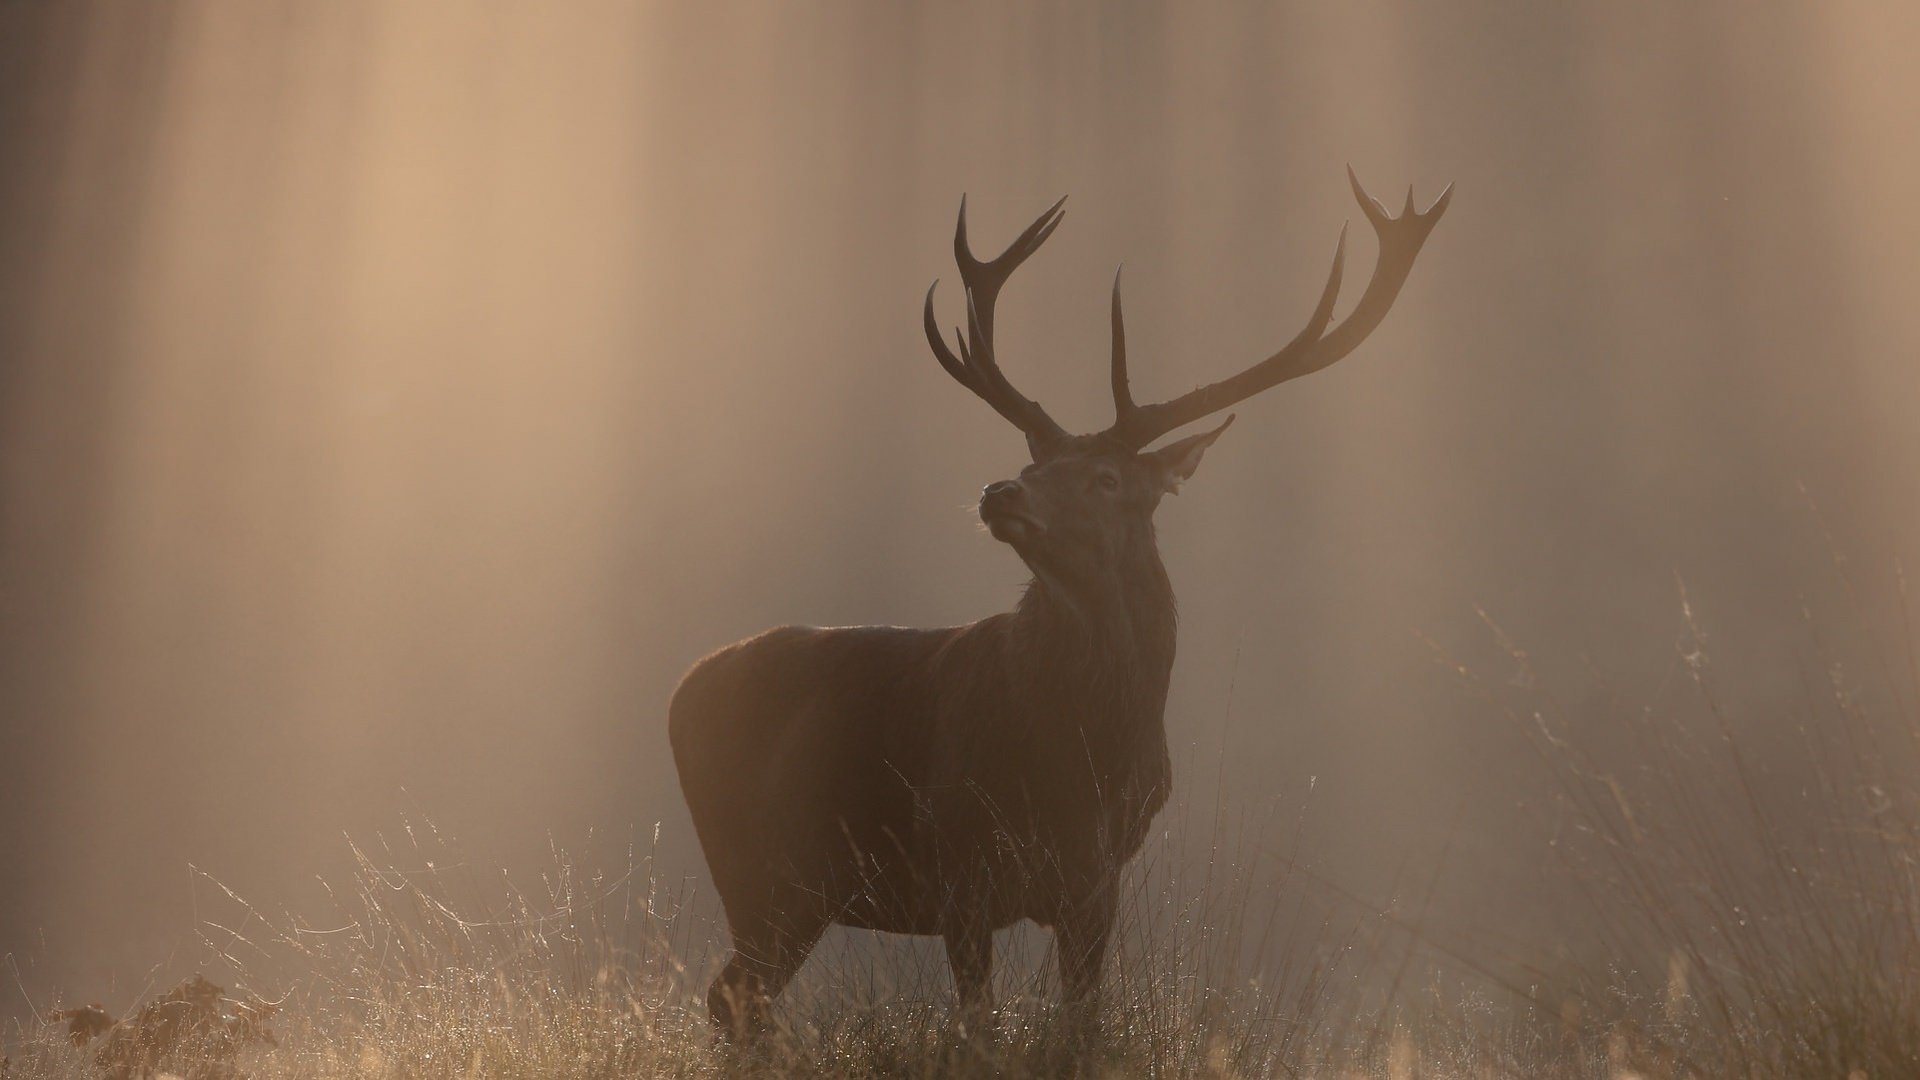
[3,1,1918,1013]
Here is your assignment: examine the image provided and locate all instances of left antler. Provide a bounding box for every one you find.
[924,196,1074,459]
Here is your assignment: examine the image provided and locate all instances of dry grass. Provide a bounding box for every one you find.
[1,818,1380,1079]
[6,582,1918,1078]
[1452,580,1920,1078]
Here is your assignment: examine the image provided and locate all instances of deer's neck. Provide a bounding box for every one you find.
[1006,547,1179,731]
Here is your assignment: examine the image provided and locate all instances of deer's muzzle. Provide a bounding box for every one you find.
[980,481,1044,543]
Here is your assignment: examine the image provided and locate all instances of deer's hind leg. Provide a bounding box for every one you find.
[707,888,830,1042]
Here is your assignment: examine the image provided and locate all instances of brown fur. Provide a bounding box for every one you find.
[671,435,1220,1035]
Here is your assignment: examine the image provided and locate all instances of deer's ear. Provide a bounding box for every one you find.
[1144,414,1234,494]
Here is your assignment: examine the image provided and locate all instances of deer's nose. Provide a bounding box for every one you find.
[982,480,1023,501]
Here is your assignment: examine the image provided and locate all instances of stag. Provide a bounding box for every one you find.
[670,170,1449,1037]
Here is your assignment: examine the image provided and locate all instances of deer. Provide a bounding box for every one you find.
[669,169,1449,1039]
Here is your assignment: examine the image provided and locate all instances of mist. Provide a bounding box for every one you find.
[3,1,1918,1024]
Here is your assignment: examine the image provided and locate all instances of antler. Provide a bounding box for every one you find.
[924,196,1073,458]
[1102,168,1452,450]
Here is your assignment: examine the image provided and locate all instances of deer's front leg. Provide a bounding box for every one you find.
[943,919,996,1036]
[1053,882,1117,1023]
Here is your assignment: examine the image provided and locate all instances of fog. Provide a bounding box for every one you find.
[3,1,1918,1015]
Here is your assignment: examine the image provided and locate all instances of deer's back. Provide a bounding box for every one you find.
[668,622,956,776]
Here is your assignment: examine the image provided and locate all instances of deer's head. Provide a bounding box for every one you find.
[924,173,1451,591]
[973,426,1231,592]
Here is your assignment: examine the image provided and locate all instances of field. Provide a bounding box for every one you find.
[7,588,1918,1080]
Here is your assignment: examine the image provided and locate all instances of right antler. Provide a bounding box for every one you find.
[924,196,1073,459]
[1101,169,1451,450]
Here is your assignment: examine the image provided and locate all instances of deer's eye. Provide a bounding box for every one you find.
[1096,472,1121,493]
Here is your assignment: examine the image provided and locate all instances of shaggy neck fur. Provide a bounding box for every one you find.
[1006,529,1179,735]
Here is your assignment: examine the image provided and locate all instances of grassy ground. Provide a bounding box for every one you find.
[7,589,1917,1078]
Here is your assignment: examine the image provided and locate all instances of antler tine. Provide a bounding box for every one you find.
[953,194,1069,347]
[922,282,976,391]
[957,195,1069,282]
[1104,169,1450,450]
[1110,266,1134,421]
[923,196,1072,455]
